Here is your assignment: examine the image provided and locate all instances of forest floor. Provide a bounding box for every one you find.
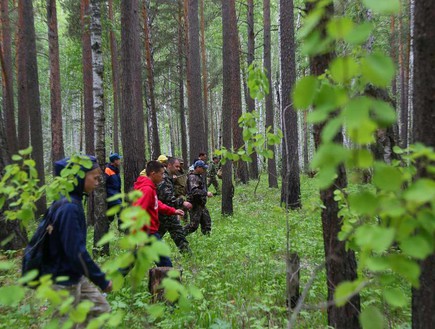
[0,175,411,328]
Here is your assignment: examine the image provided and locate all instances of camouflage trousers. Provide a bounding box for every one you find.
[185,205,211,235]
[207,176,220,194]
[158,215,190,253]
[53,277,110,328]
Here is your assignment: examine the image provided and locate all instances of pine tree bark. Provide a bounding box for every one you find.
[108,0,120,153]
[120,0,146,192]
[200,0,209,154]
[47,0,65,165]
[246,0,259,180]
[0,0,17,155]
[187,0,205,164]
[17,0,46,215]
[279,0,300,209]
[398,10,408,148]
[142,0,161,160]
[411,1,435,327]
[307,2,360,328]
[263,0,277,188]
[221,0,240,215]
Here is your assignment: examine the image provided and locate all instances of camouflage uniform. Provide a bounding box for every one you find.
[157,169,190,253]
[174,168,187,198]
[207,162,220,194]
[185,172,211,235]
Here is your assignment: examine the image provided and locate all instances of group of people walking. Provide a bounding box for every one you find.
[26,152,222,327]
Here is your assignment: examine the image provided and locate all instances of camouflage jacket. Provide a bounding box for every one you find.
[207,162,218,177]
[187,173,207,206]
[157,170,185,212]
[174,170,187,197]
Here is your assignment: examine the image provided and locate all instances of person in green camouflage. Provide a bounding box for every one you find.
[157,157,192,253]
[207,156,221,195]
[185,160,213,235]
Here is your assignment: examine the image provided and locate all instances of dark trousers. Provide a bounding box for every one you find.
[158,215,190,253]
[207,176,220,194]
[185,205,211,235]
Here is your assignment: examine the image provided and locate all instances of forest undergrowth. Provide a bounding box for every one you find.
[0,174,411,328]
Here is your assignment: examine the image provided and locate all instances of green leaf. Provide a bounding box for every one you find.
[360,306,385,329]
[18,146,33,155]
[361,53,395,88]
[106,204,121,216]
[362,0,400,14]
[321,118,342,143]
[0,286,25,306]
[366,256,389,272]
[0,261,14,271]
[293,76,318,110]
[97,232,116,247]
[348,191,378,216]
[329,56,359,84]
[372,163,403,192]
[371,100,397,127]
[326,17,354,39]
[388,254,421,286]
[400,236,433,260]
[344,22,374,45]
[11,154,22,161]
[147,304,165,319]
[355,225,395,253]
[404,179,435,204]
[334,280,362,307]
[383,288,407,308]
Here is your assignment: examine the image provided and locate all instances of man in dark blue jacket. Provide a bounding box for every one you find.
[45,156,112,326]
[105,153,122,227]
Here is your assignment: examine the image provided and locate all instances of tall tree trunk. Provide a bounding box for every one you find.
[222,0,235,215]
[263,0,278,188]
[16,1,29,151]
[47,0,64,165]
[279,0,300,209]
[17,0,46,215]
[398,8,408,148]
[246,0,259,180]
[307,2,361,328]
[108,0,120,153]
[411,1,435,327]
[178,0,188,164]
[81,0,94,155]
[0,107,28,250]
[142,0,160,160]
[229,2,248,184]
[90,0,108,256]
[187,0,205,164]
[200,0,209,154]
[0,0,17,155]
[120,0,146,192]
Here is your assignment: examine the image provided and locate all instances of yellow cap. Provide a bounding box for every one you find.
[157,154,168,163]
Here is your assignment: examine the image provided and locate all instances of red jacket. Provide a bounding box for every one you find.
[133,175,177,234]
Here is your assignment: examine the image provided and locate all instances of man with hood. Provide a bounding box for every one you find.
[134,160,184,267]
[105,153,122,227]
[44,156,112,326]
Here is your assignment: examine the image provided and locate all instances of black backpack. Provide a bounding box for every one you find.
[22,198,81,286]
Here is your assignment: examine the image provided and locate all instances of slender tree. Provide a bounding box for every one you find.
[142,0,161,160]
[411,1,435,327]
[108,0,120,153]
[187,0,205,164]
[307,2,361,328]
[81,0,94,155]
[47,0,65,164]
[246,0,259,180]
[120,0,146,192]
[263,0,278,188]
[0,0,17,155]
[178,0,188,164]
[90,0,108,255]
[17,0,46,215]
[199,0,209,154]
[279,0,300,209]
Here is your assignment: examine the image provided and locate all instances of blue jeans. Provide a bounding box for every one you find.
[152,233,173,267]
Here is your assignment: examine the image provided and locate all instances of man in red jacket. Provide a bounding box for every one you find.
[133,160,184,267]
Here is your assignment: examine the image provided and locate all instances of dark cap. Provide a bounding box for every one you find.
[194,160,208,169]
[109,153,122,163]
